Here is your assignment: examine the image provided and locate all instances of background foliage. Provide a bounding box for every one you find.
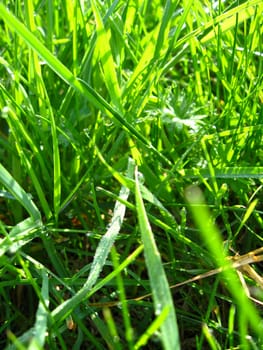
[0,0,263,349]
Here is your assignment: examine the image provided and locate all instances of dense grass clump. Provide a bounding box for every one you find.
[0,1,263,349]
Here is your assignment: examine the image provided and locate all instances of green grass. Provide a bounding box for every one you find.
[0,0,263,349]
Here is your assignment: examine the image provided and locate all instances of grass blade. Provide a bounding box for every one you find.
[28,269,49,349]
[134,167,180,350]
[180,166,263,179]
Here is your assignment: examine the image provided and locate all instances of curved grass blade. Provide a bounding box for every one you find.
[0,163,41,221]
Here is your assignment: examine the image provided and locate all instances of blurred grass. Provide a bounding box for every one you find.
[0,0,263,349]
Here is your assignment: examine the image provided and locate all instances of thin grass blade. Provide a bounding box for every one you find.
[28,269,49,349]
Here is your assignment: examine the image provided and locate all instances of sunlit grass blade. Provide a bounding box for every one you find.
[234,199,258,238]
[91,0,122,111]
[174,0,262,48]
[153,0,178,60]
[135,167,180,350]
[202,323,220,350]
[5,332,28,350]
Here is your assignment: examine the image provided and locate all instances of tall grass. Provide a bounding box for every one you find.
[0,0,263,349]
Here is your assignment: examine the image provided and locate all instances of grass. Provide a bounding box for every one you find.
[0,0,263,348]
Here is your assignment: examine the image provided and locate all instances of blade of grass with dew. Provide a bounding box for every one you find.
[185,185,263,342]
[134,167,180,350]
[85,244,144,300]
[0,4,172,167]
[51,157,135,323]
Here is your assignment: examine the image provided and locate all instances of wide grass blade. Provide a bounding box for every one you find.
[91,0,122,111]
[134,167,180,350]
